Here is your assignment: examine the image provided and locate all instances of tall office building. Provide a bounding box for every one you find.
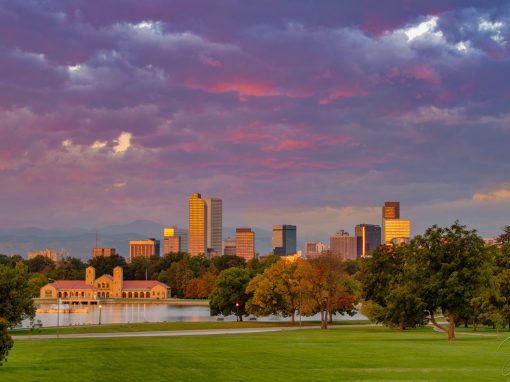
[189,193,207,257]
[382,201,411,245]
[383,201,400,220]
[272,225,297,256]
[27,248,63,262]
[236,228,255,261]
[163,227,188,255]
[383,219,411,245]
[222,238,237,256]
[129,239,160,263]
[354,224,381,257]
[304,242,328,258]
[205,197,223,256]
[330,230,358,260]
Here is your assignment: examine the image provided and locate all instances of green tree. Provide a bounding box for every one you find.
[209,267,252,321]
[211,255,246,273]
[27,255,55,273]
[359,244,427,330]
[27,272,49,298]
[0,262,35,365]
[409,222,491,340]
[87,254,126,277]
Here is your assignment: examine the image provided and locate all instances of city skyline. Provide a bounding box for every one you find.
[1,1,510,240]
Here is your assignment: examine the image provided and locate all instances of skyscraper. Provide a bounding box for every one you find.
[236,228,255,261]
[330,230,357,260]
[205,197,223,256]
[383,219,411,245]
[383,201,400,220]
[163,227,188,255]
[189,193,206,256]
[272,224,297,256]
[354,224,381,257]
[129,239,160,263]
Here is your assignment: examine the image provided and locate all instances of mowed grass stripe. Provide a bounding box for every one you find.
[2,327,508,382]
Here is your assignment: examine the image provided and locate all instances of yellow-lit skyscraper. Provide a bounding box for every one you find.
[189,193,206,256]
[383,219,411,245]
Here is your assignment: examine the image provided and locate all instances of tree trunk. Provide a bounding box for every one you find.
[320,305,328,329]
[447,314,455,341]
[328,309,333,324]
[239,315,243,322]
[429,311,448,333]
[291,310,295,324]
[399,322,405,331]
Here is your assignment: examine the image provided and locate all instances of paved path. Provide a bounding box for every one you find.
[14,324,375,341]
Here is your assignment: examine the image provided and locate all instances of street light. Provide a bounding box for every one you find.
[235,302,240,322]
[98,304,102,325]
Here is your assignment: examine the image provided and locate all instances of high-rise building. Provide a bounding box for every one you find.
[189,193,206,257]
[304,242,328,258]
[92,248,117,258]
[382,201,411,245]
[27,248,63,262]
[236,228,255,261]
[272,225,297,256]
[205,197,223,256]
[383,201,400,220]
[330,230,358,260]
[163,227,188,255]
[383,219,411,245]
[129,239,160,263]
[223,238,237,256]
[354,224,381,257]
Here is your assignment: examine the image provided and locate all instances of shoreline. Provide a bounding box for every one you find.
[33,298,209,306]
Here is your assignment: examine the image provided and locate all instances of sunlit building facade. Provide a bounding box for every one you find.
[27,248,63,262]
[223,238,237,256]
[330,230,358,260]
[189,193,206,256]
[236,228,255,261]
[163,227,188,254]
[129,239,160,263]
[304,242,328,258]
[383,219,411,245]
[92,247,117,258]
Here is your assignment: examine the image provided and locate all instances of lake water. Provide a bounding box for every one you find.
[23,303,365,328]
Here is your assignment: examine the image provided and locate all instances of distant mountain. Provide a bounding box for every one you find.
[0,221,276,260]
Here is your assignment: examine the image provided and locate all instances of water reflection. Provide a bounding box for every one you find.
[24,303,365,328]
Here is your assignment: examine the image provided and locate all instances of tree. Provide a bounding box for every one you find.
[27,255,55,273]
[209,267,252,321]
[496,226,510,245]
[211,255,246,273]
[87,254,126,277]
[246,260,300,322]
[0,262,35,365]
[185,272,217,299]
[409,222,491,340]
[48,257,85,280]
[359,244,427,330]
[309,255,355,329]
[27,272,49,298]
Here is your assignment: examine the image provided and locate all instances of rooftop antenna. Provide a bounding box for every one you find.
[95,229,98,248]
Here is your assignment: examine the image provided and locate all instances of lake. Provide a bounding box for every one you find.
[24,303,365,328]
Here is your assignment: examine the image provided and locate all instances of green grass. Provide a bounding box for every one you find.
[9,320,371,336]
[3,326,509,381]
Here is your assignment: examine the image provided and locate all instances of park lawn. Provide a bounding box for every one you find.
[3,326,509,382]
[9,319,371,336]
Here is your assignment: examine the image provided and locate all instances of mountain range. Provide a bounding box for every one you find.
[0,220,276,260]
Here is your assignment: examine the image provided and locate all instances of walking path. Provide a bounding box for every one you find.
[14,324,375,341]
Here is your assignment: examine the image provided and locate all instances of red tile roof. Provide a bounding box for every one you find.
[122,280,169,290]
[51,280,97,290]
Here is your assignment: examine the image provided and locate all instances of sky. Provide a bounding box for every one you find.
[1,0,510,242]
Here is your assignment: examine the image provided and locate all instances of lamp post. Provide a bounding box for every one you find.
[57,296,61,338]
[98,304,102,325]
[235,302,239,322]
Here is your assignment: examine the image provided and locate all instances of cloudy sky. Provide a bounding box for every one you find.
[1,0,510,241]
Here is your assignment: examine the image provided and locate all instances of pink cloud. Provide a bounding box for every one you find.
[319,89,368,105]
